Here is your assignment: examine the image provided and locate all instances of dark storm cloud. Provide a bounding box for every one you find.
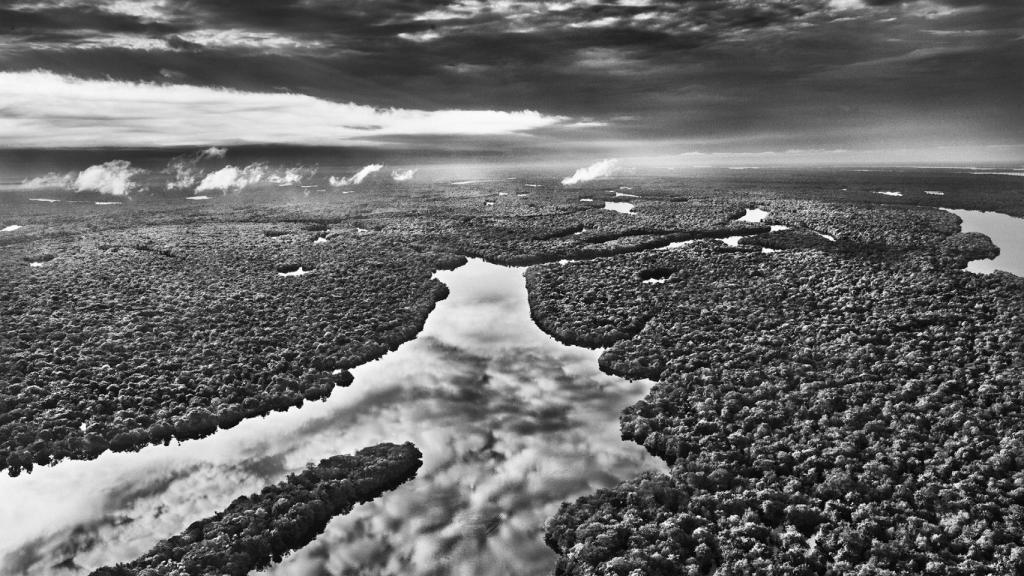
[0,0,1021,159]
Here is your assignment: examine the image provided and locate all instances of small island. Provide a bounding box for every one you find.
[90,442,422,576]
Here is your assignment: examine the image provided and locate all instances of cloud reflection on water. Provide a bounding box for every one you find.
[0,259,664,576]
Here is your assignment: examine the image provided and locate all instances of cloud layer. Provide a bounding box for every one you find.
[0,71,566,148]
[0,0,1020,161]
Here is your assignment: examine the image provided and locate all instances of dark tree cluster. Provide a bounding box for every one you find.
[0,223,462,476]
[760,200,962,255]
[738,229,838,252]
[366,196,764,266]
[939,232,1001,269]
[91,442,422,576]
[757,200,1000,269]
[533,205,1024,574]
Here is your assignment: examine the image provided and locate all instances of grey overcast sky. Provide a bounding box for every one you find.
[1,0,1022,163]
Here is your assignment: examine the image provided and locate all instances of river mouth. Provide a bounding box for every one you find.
[0,259,663,576]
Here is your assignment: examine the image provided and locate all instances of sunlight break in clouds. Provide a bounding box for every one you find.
[330,164,383,186]
[75,160,141,196]
[196,163,267,192]
[0,71,567,147]
[561,158,619,185]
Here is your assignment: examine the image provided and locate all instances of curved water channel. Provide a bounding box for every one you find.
[2,207,1020,576]
[0,259,665,576]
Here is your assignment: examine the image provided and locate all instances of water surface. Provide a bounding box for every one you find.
[949,209,1024,276]
[0,259,663,576]
[603,202,634,215]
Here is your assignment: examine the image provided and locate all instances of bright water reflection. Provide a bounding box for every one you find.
[737,208,768,223]
[949,209,1024,277]
[603,202,634,215]
[0,259,664,576]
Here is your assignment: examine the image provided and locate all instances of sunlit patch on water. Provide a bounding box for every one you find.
[971,171,1024,177]
[737,208,769,223]
[873,190,902,197]
[0,259,664,576]
[659,239,696,250]
[604,201,634,215]
[185,195,210,200]
[947,209,1024,277]
[277,266,311,277]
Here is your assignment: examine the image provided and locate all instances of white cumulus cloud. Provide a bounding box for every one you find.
[164,148,226,190]
[75,160,141,196]
[18,172,75,189]
[199,146,228,159]
[268,166,317,186]
[561,158,619,185]
[0,71,568,148]
[329,164,384,186]
[391,168,417,182]
[196,163,267,193]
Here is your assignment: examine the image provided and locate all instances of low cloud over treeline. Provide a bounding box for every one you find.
[11,148,420,197]
[561,158,619,186]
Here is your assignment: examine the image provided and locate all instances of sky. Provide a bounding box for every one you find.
[0,0,1022,164]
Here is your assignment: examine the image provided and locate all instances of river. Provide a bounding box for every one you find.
[0,259,664,576]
